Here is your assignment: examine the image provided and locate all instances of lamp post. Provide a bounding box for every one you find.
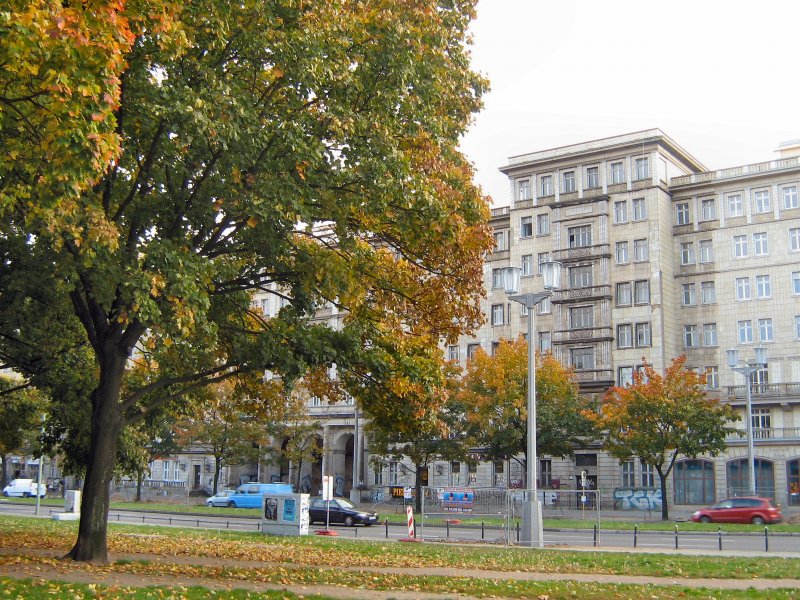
[726,346,767,496]
[502,260,562,548]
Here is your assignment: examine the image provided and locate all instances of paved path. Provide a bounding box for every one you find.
[2,547,800,599]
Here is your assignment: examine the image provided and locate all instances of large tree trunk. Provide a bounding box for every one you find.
[213,455,221,495]
[65,355,125,564]
[414,464,423,514]
[658,469,669,521]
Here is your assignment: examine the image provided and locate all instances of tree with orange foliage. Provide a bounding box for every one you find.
[586,356,738,520]
[458,338,593,486]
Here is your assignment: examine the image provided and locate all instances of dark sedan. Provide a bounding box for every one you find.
[309,497,379,526]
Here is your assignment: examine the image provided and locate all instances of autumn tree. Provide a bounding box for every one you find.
[174,379,288,495]
[587,356,738,521]
[365,357,468,512]
[458,338,593,486]
[265,417,323,493]
[0,376,46,487]
[0,1,490,563]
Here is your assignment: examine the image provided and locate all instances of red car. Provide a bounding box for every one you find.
[691,497,782,524]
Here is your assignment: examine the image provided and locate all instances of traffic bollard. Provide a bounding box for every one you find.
[674,524,679,549]
[446,519,450,538]
[718,527,722,551]
[764,526,769,552]
[633,524,638,548]
[481,520,485,540]
[385,518,389,539]
[593,524,598,547]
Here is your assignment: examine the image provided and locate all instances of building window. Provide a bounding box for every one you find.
[537,213,550,235]
[447,345,459,362]
[621,459,636,488]
[701,198,716,221]
[634,157,649,180]
[467,343,481,359]
[537,252,551,274]
[792,271,800,295]
[684,324,698,348]
[562,170,576,193]
[676,202,690,225]
[681,283,696,306]
[538,331,551,352]
[699,239,713,263]
[517,179,531,201]
[706,366,719,389]
[633,238,649,262]
[614,201,628,223]
[615,241,629,264]
[752,408,771,439]
[388,460,400,485]
[733,235,748,258]
[569,265,592,288]
[753,232,768,256]
[790,227,800,252]
[540,174,553,196]
[521,254,533,276]
[728,193,744,217]
[640,460,656,487]
[634,279,650,304]
[758,318,773,342]
[618,366,634,386]
[586,166,599,189]
[571,347,595,370]
[568,225,592,248]
[795,315,800,339]
[737,320,753,343]
[617,324,633,348]
[520,216,533,238]
[493,230,507,251]
[703,323,718,347]
[616,282,632,306]
[727,458,774,498]
[492,268,504,289]
[570,305,593,329]
[753,189,771,213]
[628,199,646,223]
[680,242,694,265]
[491,304,505,326]
[610,161,624,184]
[536,296,551,315]
[635,322,651,347]
[735,277,751,301]
[701,281,716,304]
[783,185,799,209]
[674,460,715,505]
[755,274,771,299]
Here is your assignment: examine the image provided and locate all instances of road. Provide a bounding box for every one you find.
[2,501,798,555]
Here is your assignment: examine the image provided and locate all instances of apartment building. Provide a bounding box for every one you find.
[444,129,800,509]
[245,130,800,511]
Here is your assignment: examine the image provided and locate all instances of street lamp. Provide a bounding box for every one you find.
[726,346,768,496]
[502,260,562,548]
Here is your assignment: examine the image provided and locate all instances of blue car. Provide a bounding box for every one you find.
[225,482,293,508]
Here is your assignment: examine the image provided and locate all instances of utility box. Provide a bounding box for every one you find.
[261,493,309,536]
[52,490,81,521]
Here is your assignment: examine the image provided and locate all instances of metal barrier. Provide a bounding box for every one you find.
[505,488,601,546]
[420,487,509,543]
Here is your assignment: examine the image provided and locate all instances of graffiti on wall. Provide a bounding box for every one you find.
[613,488,662,510]
[334,473,345,497]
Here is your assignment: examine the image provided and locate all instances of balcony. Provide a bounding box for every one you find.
[726,427,800,443]
[552,243,610,263]
[553,326,613,344]
[724,383,800,399]
[551,284,611,304]
[671,156,800,187]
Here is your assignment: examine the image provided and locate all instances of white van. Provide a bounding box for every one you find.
[2,478,46,498]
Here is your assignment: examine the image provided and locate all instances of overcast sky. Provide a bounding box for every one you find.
[460,0,800,206]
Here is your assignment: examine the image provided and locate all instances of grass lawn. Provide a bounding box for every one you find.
[1,516,799,599]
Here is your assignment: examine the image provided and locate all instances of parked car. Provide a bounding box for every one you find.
[225,482,293,508]
[206,489,236,507]
[691,496,782,524]
[2,479,46,498]
[309,497,378,526]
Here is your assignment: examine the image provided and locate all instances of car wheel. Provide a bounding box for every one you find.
[751,516,765,525]
[344,516,355,527]
[206,501,213,507]
[23,492,30,498]
[227,501,236,508]
[699,516,711,523]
